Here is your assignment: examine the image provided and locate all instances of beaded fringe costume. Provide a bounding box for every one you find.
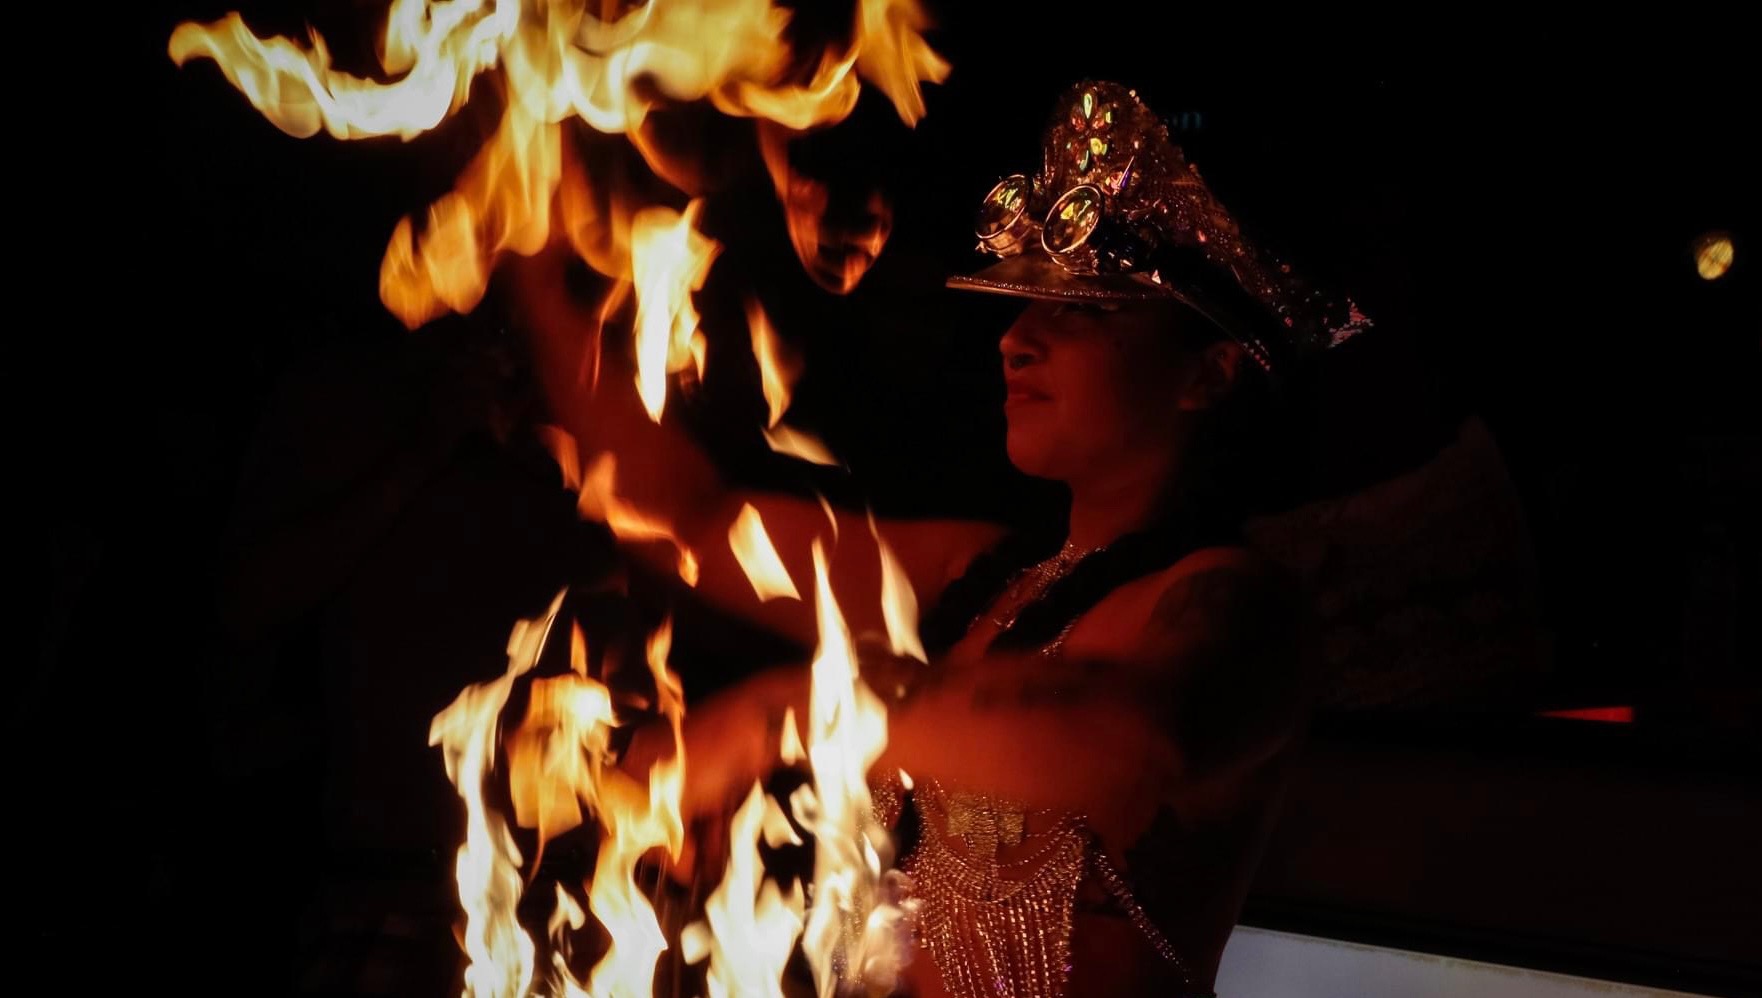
[872,540,1209,998]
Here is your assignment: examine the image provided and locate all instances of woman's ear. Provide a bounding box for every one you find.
[1176,340,1246,412]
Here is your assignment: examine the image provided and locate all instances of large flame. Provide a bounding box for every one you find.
[430,592,565,998]
[172,0,947,331]
[500,612,689,998]
[176,0,950,992]
[683,782,806,998]
[795,539,911,996]
[583,619,687,997]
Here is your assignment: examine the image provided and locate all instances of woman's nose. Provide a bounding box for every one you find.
[999,308,1051,370]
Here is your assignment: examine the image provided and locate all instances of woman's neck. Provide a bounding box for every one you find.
[1064,450,1190,551]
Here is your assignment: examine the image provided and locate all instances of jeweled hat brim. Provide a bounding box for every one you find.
[945,250,1170,302]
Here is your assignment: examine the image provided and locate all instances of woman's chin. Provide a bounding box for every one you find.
[1005,430,1062,480]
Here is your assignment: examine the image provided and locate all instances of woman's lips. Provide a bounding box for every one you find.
[1004,380,1051,406]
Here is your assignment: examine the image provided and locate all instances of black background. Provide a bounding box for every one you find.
[23,2,1758,991]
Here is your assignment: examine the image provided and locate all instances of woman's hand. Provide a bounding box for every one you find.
[622,665,806,824]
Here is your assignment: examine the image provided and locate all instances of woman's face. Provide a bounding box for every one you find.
[999,299,1219,484]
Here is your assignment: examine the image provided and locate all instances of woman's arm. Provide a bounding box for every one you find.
[656,553,1307,834]
[507,241,1003,649]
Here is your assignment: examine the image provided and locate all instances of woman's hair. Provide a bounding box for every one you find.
[1169,315,1302,521]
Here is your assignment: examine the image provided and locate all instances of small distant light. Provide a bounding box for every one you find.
[1693,231,1734,281]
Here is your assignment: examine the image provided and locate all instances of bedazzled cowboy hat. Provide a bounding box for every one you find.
[948,80,1371,377]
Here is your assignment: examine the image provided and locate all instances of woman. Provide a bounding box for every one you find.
[522,81,1367,996]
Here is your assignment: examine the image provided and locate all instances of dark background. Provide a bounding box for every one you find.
[23,2,1758,993]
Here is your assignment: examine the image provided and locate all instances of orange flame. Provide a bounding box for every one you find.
[746,297,840,465]
[179,0,951,991]
[583,619,686,997]
[501,615,688,998]
[729,502,801,602]
[765,424,842,467]
[172,0,947,331]
[758,122,893,296]
[746,297,798,429]
[869,511,927,663]
[542,426,701,586]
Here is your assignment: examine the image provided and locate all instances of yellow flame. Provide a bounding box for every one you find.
[381,106,564,328]
[795,539,911,997]
[167,1,516,141]
[729,502,801,602]
[685,782,807,998]
[631,201,720,422]
[172,0,947,332]
[746,296,840,465]
[179,1,951,990]
[583,618,687,997]
[868,511,927,663]
[854,0,952,128]
[548,884,592,998]
[429,592,566,998]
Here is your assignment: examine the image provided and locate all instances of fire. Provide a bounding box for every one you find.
[729,502,800,602]
[583,619,687,997]
[546,432,702,587]
[869,512,927,663]
[175,0,951,992]
[631,201,719,422]
[429,592,564,998]
[794,539,912,996]
[747,294,840,466]
[171,0,947,330]
[757,122,893,297]
[745,297,797,429]
[765,424,842,467]
[490,608,689,998]
[683,783,806,998]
